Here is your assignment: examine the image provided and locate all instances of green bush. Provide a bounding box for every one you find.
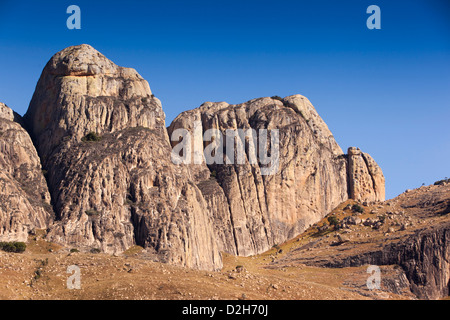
[327,215,340,228]
[0,241,27,253]
[82,132,102,142]
[85,209,100,216]
[434,177,450,186]
[352,204,364,214]
[271,95,283,102]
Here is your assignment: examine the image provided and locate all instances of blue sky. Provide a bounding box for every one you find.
[0,0,449,199]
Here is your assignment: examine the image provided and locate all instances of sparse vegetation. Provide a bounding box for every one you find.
[210,170,217,180]
[352,204,364,214]
[327,216,340,229]
[434,177,450,186]
[85,209,100,216]
[82,132,102,142]
[271,95,283,102]
[0,241,26,253]
[90,248,101,254]
[70,248,79,253]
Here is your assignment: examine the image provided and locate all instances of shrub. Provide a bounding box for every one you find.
[70,248,79,253]
[85,209,100,216]
[90,248,101,254]
[82,132,102,142]
[210,170,217,180]
[0,241,27,253]
[327,216,340,228]
[434,177,450,186]
[352,204,364,214]
[271,95,283,102]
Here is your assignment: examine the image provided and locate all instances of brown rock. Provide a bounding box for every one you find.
[0,103,53,241]
[347,147,385,202]
[168,95,384,257]
[24,45,221,270]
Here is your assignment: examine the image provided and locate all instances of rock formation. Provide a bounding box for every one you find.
[347,147,385,202]
[168,95,385,257]
[0,44,385,271]
[0,102,53,242]
[24,45,221,270]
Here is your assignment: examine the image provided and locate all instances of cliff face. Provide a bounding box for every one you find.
[0,44,385,271]
[168,96,384,257]
[0,103,53,241]
[23,45,221,270]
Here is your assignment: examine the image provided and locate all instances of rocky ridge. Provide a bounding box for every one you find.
[270,182,450,299]
[1,44,386,271]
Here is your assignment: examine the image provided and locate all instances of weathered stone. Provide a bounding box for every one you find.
[168,95,385,258]
[169,95,350,256]
[0,103,53,241]
[347,147,385,202]
[24,44,221,270]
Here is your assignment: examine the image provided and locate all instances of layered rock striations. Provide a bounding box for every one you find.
[0,103,53,241]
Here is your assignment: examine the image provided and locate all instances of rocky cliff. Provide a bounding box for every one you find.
[0,103,53,242]
[0,44,385,271]
[271,182,450,299]
[168,96,385,257]
[23,45,221,270]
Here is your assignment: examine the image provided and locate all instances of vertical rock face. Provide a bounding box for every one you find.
[168,95,380,257]
[347,147,385,202]
[0,103,53,241]
[10,44,385,270]
[24,44,221,270]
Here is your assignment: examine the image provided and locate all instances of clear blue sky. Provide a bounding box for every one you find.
[0,0,449,199]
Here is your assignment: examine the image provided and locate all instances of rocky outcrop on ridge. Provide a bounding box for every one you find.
[0,103,53,242]
[348,147,385,202]
[271,182,450,299]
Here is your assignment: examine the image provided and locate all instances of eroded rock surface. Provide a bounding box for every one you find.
[1,44,385,271]
[0,103,53,241]
[348,147,385,202]
[23,44,221,270]
[168,96,384,257]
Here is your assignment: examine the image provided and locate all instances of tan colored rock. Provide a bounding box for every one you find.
[25,44,164,160]
[17,44,385,270]
[24,45,221,270]
[0,102,14,122]
[347,147,385,202]
[0,103,53,242]
[168,95,350,256]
